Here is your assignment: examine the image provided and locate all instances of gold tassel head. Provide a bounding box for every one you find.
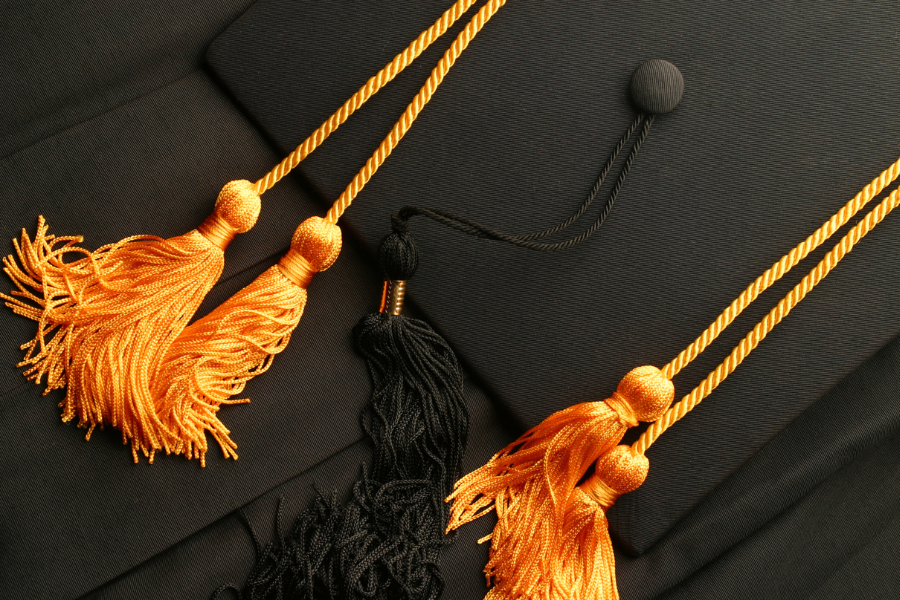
[581,444,649,510]
[289,216,342,272]
[198,180,262,249]
[278,217,342,289]
[607,365,674,424]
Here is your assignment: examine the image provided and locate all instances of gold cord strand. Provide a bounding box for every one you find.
[253,0,479,196]
[662,156,900,380]
[325,0,506,224]
[636,184,900,454]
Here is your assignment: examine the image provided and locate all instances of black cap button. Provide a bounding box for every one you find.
[629,59,684,114]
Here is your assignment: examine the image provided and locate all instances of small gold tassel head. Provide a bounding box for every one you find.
[198,180,262,249]
[278,217,343,289]
[607,365,674,424]
[581,444,650,510]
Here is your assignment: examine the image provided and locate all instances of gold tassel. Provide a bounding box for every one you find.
[480,444,648,600]
[2,0,502,463]
[1,180,261,461]
[447,366,673,532]
[151,217,342,465]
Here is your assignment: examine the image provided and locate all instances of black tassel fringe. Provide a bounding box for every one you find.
[231,308,468,600]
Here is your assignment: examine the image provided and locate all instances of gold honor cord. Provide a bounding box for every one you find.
[2,0,507,464]
[446,156,900,600]
[251,0,508,224]
[638,179,900,453]
[325,0,507,223]
[661,155,900,382]
[254,0,480,196]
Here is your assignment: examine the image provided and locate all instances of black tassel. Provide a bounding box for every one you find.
[357,225,467,496]
[336,226,469,599]
[226,226,469,600]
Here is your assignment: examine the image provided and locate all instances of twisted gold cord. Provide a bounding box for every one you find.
[325,0,506,224]
[253,0,479,196]
[637,183,900,454]
[662,155,900,381]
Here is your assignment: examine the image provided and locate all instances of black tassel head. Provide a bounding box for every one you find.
[379,217,419,281]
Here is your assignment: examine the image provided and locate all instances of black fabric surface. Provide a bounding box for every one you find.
[661,428,900,600]
[206,0,900,553]
[2,2,900,599]
[0,1,257,158]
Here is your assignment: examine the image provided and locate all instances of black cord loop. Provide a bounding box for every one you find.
[393,114,654,252]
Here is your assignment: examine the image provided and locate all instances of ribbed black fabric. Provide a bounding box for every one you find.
[0,1,257,158]
[628,60,684,115]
